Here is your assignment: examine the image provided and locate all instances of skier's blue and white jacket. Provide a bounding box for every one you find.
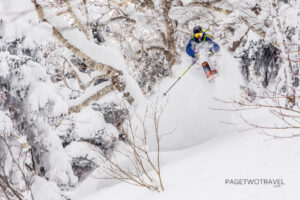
[186,32,220,58]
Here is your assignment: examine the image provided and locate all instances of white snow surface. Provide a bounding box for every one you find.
[31,176,62,200]
[70,48,300,200]
[73,133,300,200]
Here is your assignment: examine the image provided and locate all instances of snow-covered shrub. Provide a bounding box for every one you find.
[71,155,96,180]
[59,123,76,148]
[124,46,170,95]
[80,129,117,155]
[66,127,117,181]
[92,102,129,128]
[238,39,281,88]
[60,106,120,181]
[135,50,170,94]
[0,37,42,62]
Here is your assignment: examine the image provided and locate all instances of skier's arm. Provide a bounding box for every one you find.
[206,36,220,53]
[186,39,196,58]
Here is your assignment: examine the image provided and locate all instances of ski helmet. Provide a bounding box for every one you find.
[193,26,203,34]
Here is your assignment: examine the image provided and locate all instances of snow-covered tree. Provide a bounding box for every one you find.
[0,0,299,199]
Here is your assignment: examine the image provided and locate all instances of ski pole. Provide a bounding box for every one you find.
[163,57,199,96]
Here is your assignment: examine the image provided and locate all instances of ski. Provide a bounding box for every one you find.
[202,61,218,82]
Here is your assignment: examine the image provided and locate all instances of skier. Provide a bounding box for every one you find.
[186,25,220,80]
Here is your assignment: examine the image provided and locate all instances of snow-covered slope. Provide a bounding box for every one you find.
[70,49,300,200]
[72,132,300,200]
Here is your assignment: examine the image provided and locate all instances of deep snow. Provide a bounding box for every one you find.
[69,46,300,200]
[72,132,300,200]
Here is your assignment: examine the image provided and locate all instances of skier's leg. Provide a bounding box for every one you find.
[202,61,212,79]
[202,61,217,80]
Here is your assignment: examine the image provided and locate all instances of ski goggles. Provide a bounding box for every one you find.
[194,32,203,39]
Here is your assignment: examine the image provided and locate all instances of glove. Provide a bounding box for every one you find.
[208,49,214,57]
